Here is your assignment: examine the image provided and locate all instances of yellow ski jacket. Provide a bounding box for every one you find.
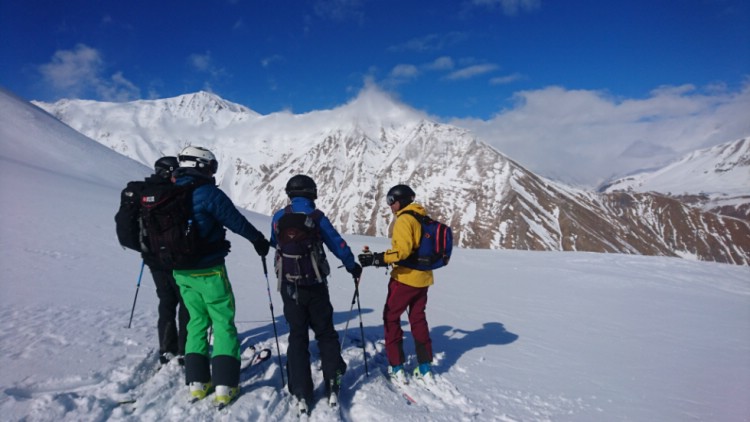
[382,202,434,288]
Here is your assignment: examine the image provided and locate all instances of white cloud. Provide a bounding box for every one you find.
[426,56,455,71]
[390,64,420,79]
[446,64,499,80]
[98,72,140,102]
[451,82,750,187]
[490,72,523,85]
[189,52,213,72]
[188,51,227,80]
[388,32,468,52]
[261,54,284,68]
[38,44,140,101]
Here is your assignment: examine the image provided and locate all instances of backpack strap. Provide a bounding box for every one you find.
[275,205,323,235]
[397,210,427,266]
[310,209,323,223]
[283,205,323,219]
[399,210,426,242]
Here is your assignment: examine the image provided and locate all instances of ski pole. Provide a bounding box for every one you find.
[340,286,358,353]
[127,260,145,329]
[354,275,369,376]
[262,256,286,387]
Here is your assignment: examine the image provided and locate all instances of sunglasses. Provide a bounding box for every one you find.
[386,195,396,206]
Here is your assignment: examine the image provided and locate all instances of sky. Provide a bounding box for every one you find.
[2,0,749,185]
[1,88,749,421]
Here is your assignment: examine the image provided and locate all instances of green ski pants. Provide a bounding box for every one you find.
[173,264,240,360]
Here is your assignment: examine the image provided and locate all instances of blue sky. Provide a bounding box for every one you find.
[2,0,749,185]
[2,0,747,118]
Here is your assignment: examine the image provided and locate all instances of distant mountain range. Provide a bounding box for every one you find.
[32,89,750,265]
[600,137,750,220]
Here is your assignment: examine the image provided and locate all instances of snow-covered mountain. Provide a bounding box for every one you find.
[33,89,750,265]
[600,137,750,220]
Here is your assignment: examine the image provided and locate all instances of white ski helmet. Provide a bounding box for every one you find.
[178,146,218,174]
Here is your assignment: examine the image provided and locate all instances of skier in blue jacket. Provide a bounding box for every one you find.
[171,146,270,406]
[270,174,361,414]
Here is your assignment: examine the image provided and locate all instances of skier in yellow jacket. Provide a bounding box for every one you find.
[358,184,434,384]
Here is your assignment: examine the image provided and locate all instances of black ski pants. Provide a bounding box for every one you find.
[281,281,347,401]
[150,267,189,356]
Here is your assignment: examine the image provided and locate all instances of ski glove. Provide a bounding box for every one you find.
[253,237,270,257]
[347,263,363,279]
[358,252,386,268]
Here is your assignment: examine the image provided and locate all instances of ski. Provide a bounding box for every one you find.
[117,399,137,405]
[400,390,417,405]
[380,367,415,405]
[390,380,418,405]
[216,396,238,411]
[241,347,272,372]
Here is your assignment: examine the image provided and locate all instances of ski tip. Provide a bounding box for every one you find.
[116,399,136,406]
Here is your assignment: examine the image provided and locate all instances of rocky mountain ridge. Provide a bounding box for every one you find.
[33,90,750,265]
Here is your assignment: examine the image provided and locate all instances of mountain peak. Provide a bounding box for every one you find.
[165,91,258,117]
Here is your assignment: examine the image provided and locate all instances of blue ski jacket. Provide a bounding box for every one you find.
[174,168,264,268]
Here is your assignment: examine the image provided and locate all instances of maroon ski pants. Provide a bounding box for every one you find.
[383,278,433,367]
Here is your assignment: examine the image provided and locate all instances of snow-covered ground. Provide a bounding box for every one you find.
[1,89,749,421]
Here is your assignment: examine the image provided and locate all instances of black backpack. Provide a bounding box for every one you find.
[140,181,227,269]
[274,206,329,286]
[115,181,145,252]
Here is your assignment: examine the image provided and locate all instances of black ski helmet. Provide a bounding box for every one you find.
[285,174,317,200]
[154,156,179,178]
[386,184,415,207]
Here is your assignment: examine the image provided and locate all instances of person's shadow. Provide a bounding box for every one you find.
[236,313,517,376]
[431,322,518,371]
[236,306,378,351]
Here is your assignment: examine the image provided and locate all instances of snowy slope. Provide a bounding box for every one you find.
[2,81,750,421]
[601,137,750,218]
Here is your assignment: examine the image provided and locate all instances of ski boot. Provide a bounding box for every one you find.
[413,363,435,384]
[389,364,409,385]
[189,381,213,401]
[214,385,239,406]
[159,352,175,365]
[326,371,343,407]
[292,395,309,416]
